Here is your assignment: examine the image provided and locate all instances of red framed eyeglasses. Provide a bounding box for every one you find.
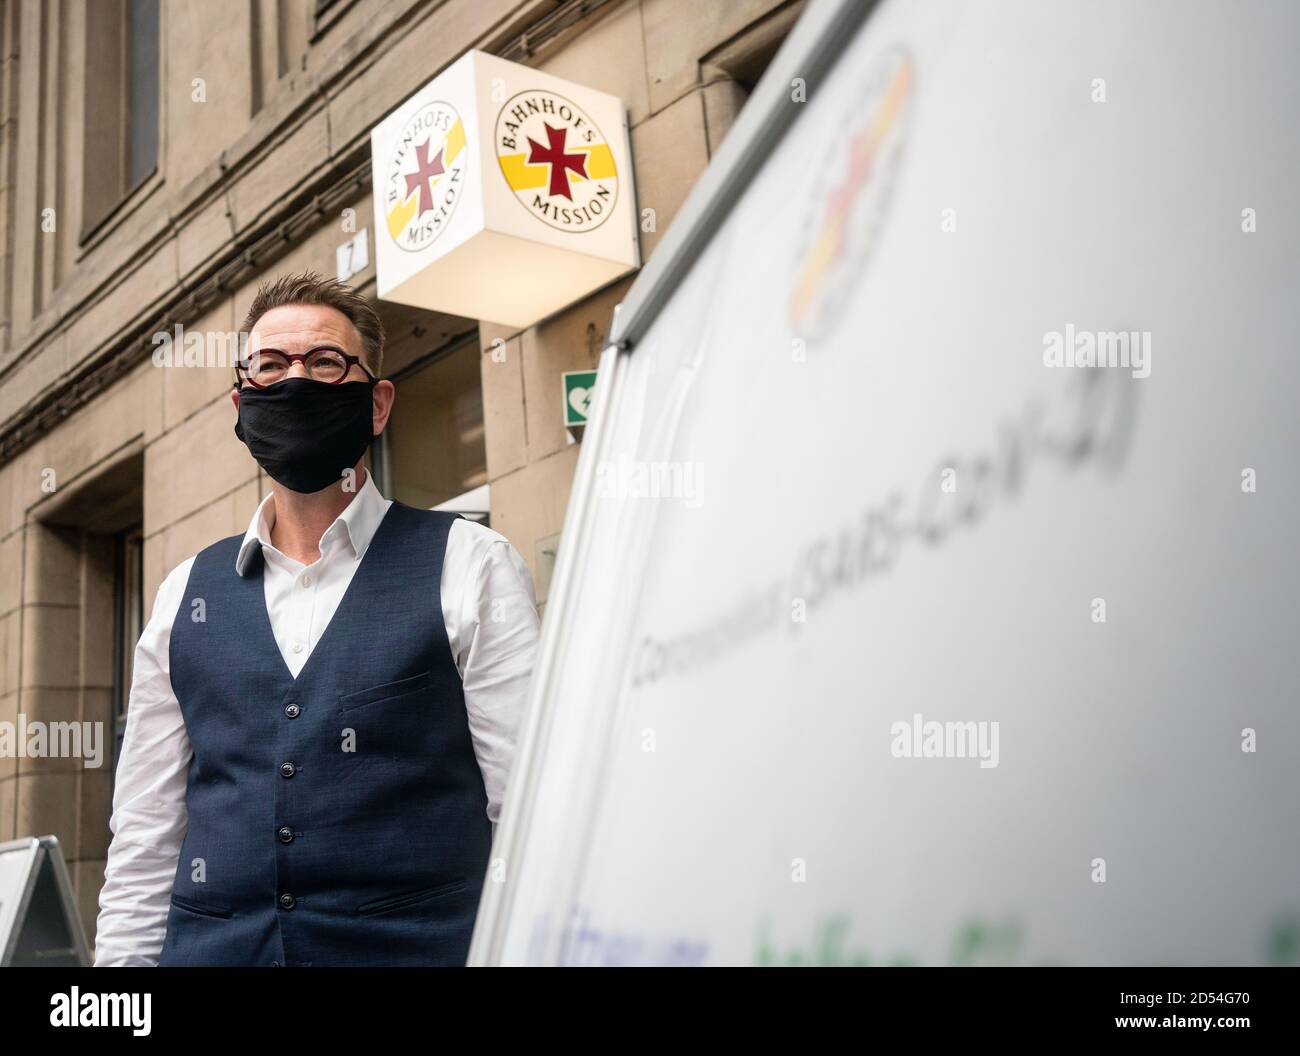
[234,346,376,389]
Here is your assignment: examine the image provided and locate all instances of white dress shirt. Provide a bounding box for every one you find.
[94,470,540,967]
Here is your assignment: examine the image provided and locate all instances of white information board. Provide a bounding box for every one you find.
[472,0,1300,966]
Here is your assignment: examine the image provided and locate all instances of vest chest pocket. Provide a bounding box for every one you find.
[356,877,470,916]
[170,892,233,919]
[337,670,432,714]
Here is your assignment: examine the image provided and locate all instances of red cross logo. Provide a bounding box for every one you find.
[403,139,446,215]
[527,123,587,200]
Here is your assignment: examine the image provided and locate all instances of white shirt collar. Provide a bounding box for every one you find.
[235,469,389,576]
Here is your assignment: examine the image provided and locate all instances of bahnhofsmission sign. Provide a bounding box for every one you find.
[370,49,638,329]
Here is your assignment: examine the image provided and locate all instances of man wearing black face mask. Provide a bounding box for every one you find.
[95,272,541,967]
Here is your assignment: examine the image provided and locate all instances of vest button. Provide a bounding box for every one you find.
[278,826,294,843]
[280,762,296,778]
[284,703,301,719]
[279,893,296,910]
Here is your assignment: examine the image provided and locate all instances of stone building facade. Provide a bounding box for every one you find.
[0,0,804,950]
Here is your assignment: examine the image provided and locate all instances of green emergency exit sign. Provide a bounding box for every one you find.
[563,370,598,427]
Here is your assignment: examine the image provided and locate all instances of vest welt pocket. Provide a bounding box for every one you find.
[170,893,233,919]
[337,670,433,714]
[355,878,469,916]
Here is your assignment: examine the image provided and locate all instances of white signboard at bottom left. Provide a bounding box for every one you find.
[0,835,91,967]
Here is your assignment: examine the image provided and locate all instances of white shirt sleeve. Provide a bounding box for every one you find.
[442,519,540,824]
[93,558,195,967]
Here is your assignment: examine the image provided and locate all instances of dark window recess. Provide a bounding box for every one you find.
[127,0,160,190]
[377,332,487,511]
[82,0,160,239]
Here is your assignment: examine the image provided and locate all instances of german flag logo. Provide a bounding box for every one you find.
[496,90,619,232]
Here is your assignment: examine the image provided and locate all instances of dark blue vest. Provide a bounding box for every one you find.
[157,502,492,966]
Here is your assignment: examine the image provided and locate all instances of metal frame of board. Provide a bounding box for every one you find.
[467,0,881,965]
[0,835,92,966]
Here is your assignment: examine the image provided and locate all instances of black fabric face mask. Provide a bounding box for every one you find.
[234,376,377,494]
